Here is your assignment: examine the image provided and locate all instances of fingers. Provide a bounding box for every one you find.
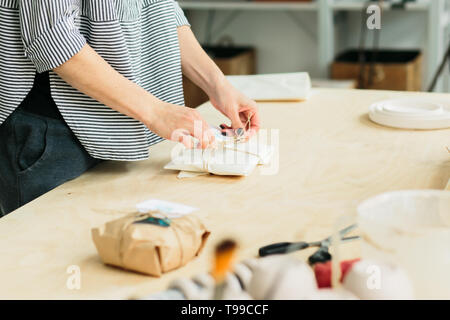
[172,128,194,148]
[229,106,245,129]
[171,129,194,149]
[189,110,215,149]
[247,108,260,137]
[194,119,215,149]
[242,100,260,136]
[176,126,214,149]
[170,108,215,149]
[181,135,196,149]
[220,104,260,139]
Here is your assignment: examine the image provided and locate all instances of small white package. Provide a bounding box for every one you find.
[164,129,274,177]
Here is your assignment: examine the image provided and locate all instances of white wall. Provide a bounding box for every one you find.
[188,10,321,75]
[186,9,433,87]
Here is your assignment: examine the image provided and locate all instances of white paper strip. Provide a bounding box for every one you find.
[136,199,198,218]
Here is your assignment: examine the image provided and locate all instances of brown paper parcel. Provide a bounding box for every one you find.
[92,212,210,276]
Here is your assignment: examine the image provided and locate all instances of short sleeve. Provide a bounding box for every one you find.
[18,0,86,73]
[173,1,190,27]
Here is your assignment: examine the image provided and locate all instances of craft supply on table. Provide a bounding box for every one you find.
[314,259,361,288]
[165,127,274,178]
[91,199,210,277]
[142,256,318,300]
[368,98,450,129]
[145,241,253,300]
[211,240,239,300]
[258,224,360,266]
[343,259,414,300]
[137,190,450,300]
[146,266,253,300]
[226,72,311,102]
[358,190,450,299]
[140,253,417,300]
[247,255,318,300]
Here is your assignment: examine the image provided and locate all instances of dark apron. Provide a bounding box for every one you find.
[0,72,102,216]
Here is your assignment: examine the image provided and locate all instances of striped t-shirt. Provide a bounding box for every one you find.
[0,0,190,161]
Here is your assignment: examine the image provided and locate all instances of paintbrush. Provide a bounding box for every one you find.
[211,239,238,300]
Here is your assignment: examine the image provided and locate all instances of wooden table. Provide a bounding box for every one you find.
[0,89,449,299]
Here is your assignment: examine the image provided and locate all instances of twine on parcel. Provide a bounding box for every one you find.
[165,136,274,177]
[92,211,210,276]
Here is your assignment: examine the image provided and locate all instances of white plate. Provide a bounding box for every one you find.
[369,98,450,129]
[381,100,444,117]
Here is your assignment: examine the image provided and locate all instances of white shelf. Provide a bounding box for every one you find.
[179,0,431,12]
[333,0,430,11]
[179,1,317,11]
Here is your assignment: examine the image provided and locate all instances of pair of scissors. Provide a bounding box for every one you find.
[258,224,359,264]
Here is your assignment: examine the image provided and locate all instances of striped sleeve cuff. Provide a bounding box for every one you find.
[174,1,190,27]
[24,20,86,73]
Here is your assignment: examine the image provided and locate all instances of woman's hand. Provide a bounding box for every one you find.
[144,102,214,149]
[209,79,260,138]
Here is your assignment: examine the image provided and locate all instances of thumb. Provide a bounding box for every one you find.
[229,109,244,129]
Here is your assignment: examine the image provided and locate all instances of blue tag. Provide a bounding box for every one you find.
[134,217,171,228]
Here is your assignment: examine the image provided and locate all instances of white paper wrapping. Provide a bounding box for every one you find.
[164,132,274,177]
[136,199,198,218]
[226,72,311,102]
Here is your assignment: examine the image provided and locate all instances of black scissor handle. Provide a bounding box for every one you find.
[259,241,309,257]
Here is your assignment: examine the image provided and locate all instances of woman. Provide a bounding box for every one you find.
[0,0,259,216]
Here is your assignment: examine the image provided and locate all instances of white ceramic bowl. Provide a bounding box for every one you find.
[357,190,450,299]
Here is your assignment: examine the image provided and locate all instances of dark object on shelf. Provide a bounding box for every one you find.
[331,49,423,91]
[183,46,256,108]
[203,46,256,75]
[391,0,417,10]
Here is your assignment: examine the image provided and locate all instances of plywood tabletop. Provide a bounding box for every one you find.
[0,89,449,299]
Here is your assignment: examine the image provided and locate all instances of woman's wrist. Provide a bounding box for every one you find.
[140,99,168,127]
[204,69,230,100]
